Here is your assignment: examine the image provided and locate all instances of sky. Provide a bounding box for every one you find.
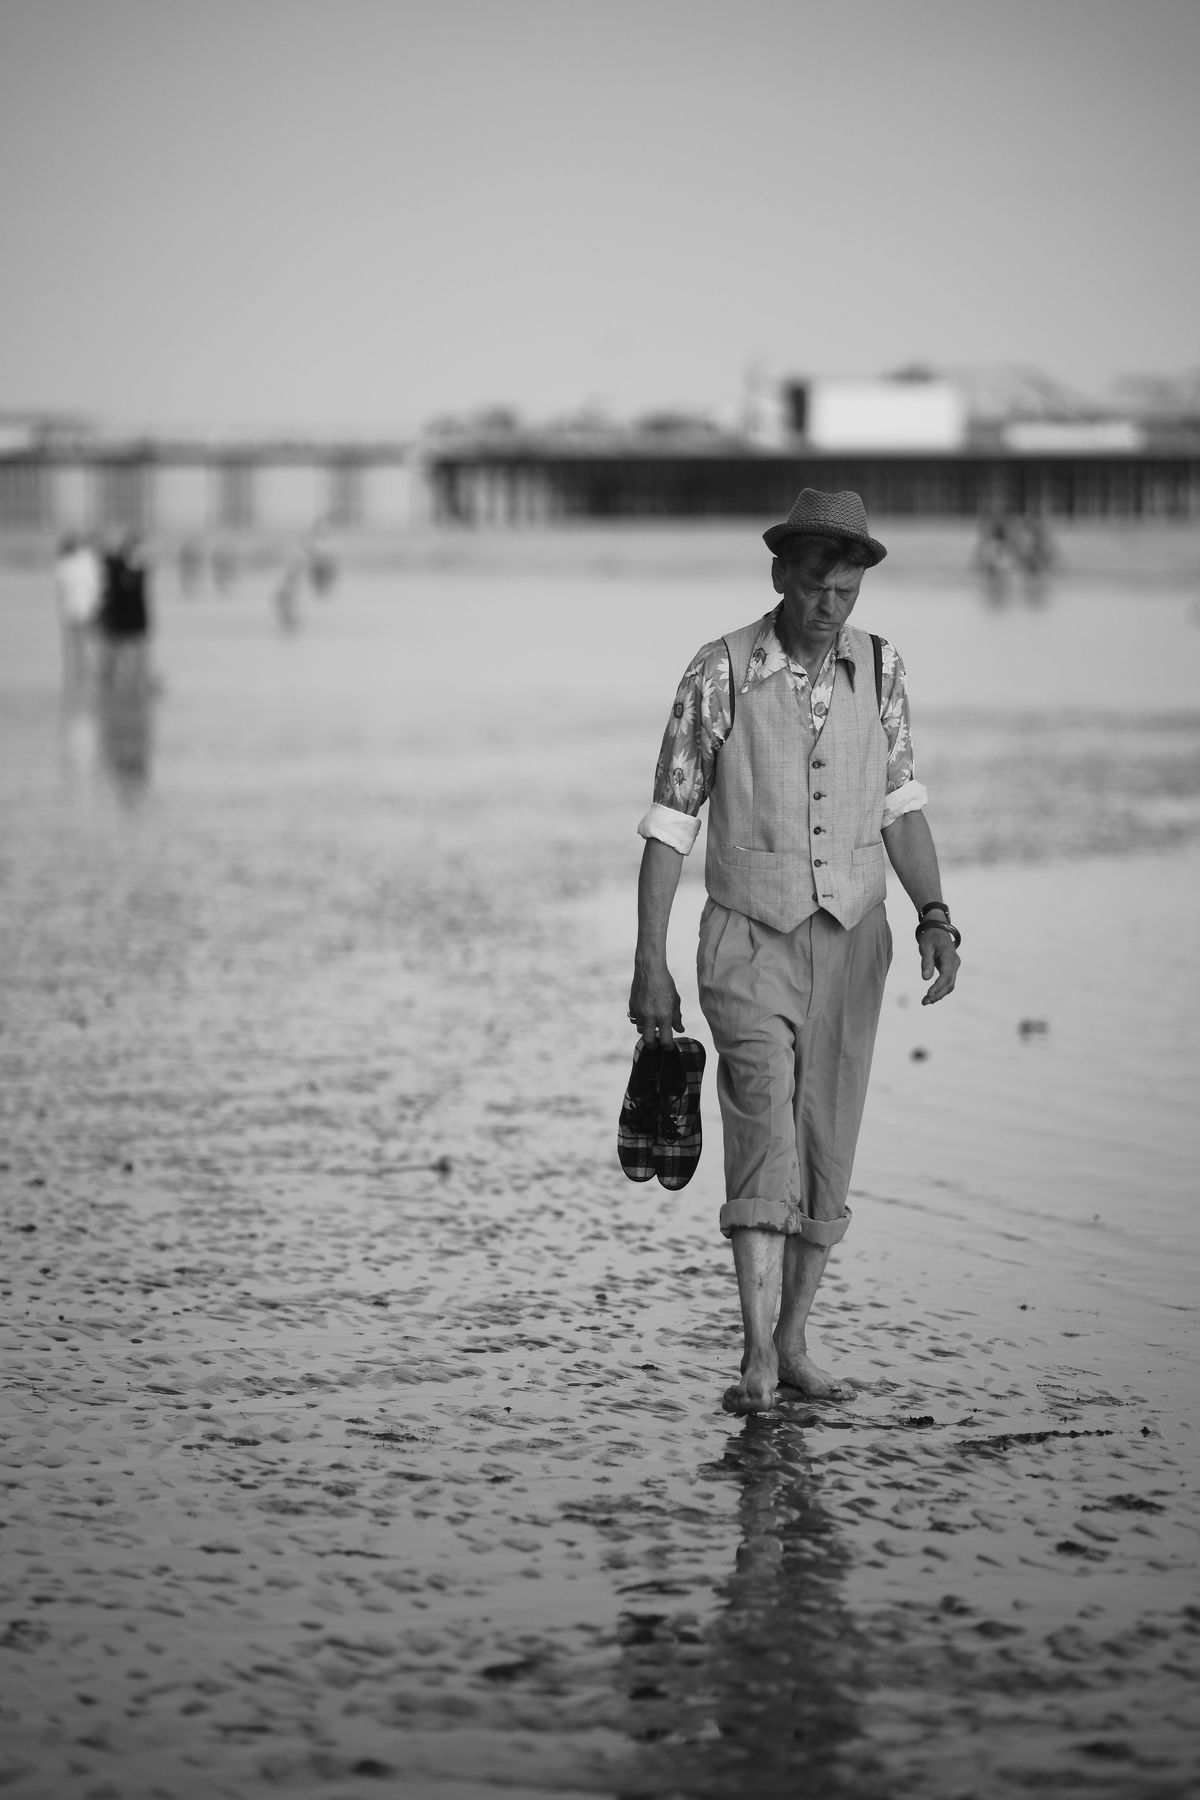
[0,0,1197,436]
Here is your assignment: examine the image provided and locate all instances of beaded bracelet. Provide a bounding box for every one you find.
[915,918,962,948]
[918,901,952,921]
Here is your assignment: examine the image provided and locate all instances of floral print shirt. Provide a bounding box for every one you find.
[638,609,928,854]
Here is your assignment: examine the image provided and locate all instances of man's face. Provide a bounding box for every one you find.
[772,543,864,640]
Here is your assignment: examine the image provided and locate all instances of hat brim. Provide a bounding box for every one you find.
[763,523,887,566]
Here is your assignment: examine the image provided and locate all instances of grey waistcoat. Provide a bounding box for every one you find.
[704,618,888,933]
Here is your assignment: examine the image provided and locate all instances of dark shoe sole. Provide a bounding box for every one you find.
[653,1037,705,1190]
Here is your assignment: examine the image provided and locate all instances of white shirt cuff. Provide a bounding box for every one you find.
[882,778,929,829]
[637,803,702,854]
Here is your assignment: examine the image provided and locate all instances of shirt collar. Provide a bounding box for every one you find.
[741,609,860,692]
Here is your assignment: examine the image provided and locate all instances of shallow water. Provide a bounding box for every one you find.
[2,530,1199,1797]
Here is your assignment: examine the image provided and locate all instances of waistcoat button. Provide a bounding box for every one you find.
[813,858,824,867]
[812,826,823,834]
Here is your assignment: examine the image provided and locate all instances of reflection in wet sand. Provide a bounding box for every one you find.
[624,1419,871,1799]
[59,681,155,797]
[96,683,154,794]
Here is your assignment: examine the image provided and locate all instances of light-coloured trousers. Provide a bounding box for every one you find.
[697,899,892,1237]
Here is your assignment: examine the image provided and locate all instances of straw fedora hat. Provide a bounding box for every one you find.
[763,488,887,566]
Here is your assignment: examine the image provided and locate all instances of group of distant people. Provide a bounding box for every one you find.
[974,509,1054,594]
[55,523,342,671]
[53,532,153,693]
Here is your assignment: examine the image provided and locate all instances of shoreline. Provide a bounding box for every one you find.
[5,514,1200,584]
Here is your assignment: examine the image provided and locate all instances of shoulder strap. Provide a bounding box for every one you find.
[721,622,759,731]
[871,633,883,714]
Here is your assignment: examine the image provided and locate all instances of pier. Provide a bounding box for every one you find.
[2,434,1199,543]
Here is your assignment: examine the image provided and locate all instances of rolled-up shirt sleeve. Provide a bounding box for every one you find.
[636,642,730,855]
[881,776,929,827]
[637,801,702,853]
[878,639,929,827]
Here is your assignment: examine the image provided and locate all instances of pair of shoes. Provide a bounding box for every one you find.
[617,1036,706,1190]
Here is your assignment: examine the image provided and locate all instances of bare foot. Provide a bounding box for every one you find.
[776,1347,847,1401]
[725,1349,778,1413]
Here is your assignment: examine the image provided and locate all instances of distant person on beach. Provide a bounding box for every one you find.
[629,489,960,1413]
[178,538,206,598]
[306,519,339,596]
[974,509,1012,587]
[98,533,153,693]
[273,558,303,632]
[52,533,103,688]
[211,543,238,594]
[974,508,1055,600]
[1012,512,1054,580]
[272,523,341,630]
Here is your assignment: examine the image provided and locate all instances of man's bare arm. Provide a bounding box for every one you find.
[881,809,960,1005]
[629,837,686,1042]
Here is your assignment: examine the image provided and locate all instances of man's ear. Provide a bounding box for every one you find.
[770,556,785,594]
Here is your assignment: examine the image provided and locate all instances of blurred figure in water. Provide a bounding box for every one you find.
[52,532,104,689]
[306,518,339,596]
[1013,511,1054,578]
[98,533,153,695]
[273,555,304,633]
[1011,510,1055,606]
[178,537,206,598]
[211,541,238,594]
[974,508,1015,604]
[272,521,341,631]
[974,508,1055,606]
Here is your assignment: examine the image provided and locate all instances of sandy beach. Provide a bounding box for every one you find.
[2,525,1199,1798]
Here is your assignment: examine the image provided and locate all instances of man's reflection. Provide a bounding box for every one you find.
[619,1416,873,1799]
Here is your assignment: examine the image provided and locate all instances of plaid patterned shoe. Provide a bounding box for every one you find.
[617,1037,661,1182]
[653,1036,706,1191]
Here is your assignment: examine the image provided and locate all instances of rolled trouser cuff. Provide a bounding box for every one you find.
[792,1205,852,1248]
[720,1196,793,1235]
[720,1201,852,1244]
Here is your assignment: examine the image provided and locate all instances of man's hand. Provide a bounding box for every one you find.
[628,961,684,1045]
[920,927,960,1005]
[881,811,961,1006]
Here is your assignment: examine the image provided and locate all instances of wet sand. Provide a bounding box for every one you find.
[2,535,1199,1797]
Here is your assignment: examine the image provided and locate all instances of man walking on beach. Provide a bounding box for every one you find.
[628,490,960,1412]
